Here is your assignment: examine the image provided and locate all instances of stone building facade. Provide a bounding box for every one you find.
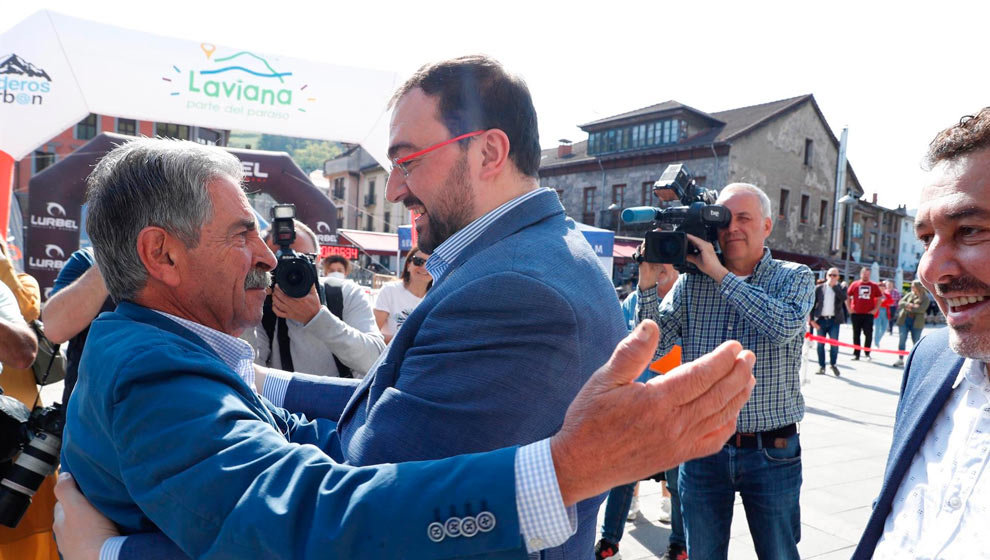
[539,95,867,267]
[323,145,408,234]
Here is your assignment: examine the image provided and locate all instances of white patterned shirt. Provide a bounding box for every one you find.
[874,358,990,559]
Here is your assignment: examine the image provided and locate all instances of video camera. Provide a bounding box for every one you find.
[622,164,731,274]
[270,204,320,299]
[0,396,64,528]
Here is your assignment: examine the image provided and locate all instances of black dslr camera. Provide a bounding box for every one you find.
[622,164,731,274]
[0,395,64,528]
[270,204,319,299]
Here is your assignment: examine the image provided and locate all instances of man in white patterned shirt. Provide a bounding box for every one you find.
[853,109,990,558]
[638,183,815,560]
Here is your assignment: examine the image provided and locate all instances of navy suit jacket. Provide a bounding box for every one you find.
[852,327,962,558]
[287,189,628,558]
[62,303,529,560]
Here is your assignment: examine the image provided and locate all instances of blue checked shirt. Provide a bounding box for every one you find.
[638,248,815,432]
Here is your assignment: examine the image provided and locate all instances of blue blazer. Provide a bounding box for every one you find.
[852,327,962,558]
[62,302,529,559]
[286,189,628,558]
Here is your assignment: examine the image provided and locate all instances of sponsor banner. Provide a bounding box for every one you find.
[26,133,338,299]
[397,225,413,252]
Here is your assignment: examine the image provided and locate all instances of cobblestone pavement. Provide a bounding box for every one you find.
[596,323,938,559]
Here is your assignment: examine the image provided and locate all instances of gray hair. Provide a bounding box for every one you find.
[85,138,243,302]
[717,183,772,220]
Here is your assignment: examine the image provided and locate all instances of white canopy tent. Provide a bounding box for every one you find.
[0,10,397,234]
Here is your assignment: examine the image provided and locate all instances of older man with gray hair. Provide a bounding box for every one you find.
[637,182,815,559]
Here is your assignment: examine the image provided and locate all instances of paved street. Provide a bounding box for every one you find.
[597,322,940,559]
[39,323,937,558]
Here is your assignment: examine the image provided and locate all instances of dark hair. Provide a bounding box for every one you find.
[401,245,433,290]
[927,107,990,167]
[321,255,351,274]
[391,55,541,177]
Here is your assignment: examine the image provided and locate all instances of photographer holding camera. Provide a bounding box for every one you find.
[637,182,815,560]
[243,211,384,379]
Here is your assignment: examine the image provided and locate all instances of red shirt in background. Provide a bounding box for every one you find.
[848,280,883,315]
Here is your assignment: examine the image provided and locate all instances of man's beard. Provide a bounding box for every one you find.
[936,276,990,360]
[414,154,474,254]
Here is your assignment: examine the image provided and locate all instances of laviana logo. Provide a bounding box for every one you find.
[0,53,53,106]
[29,244,67,271]
[30,201,78,231]
[165,43,316,120]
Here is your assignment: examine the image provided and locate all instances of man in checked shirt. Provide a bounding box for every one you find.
[637,182,815,560]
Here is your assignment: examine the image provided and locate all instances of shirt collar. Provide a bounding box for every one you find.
[150,309,257,387]
[425,187,544,282]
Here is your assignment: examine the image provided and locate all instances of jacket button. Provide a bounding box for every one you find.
[444,516,462,538]
[460,515,479,537]
[477,511,496,532]
[427,522,445,543]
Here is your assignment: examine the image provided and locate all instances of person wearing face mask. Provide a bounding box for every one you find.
[374,246,433,344]
[243,220,384,379]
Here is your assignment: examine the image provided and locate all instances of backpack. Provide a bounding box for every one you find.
[261,281,353,378]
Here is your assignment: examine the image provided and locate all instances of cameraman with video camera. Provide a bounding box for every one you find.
[243,206,384,379]
[637,182,815,560]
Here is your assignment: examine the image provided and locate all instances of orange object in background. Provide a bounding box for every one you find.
[650,344,682,374]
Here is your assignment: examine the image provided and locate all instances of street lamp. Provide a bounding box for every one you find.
[838,193,858,281]
[607,203,622,236]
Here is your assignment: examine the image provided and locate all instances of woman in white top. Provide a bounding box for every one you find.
[374,246,432,343]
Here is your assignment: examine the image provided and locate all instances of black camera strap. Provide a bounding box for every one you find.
[261,284,353,378]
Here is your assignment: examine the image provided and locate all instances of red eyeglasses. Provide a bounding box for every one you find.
[389,130,485,177]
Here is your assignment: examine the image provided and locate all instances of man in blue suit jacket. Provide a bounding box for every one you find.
[853,109,990,557]
[56,58,758,560]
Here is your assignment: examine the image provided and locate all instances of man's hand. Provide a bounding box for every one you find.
[54,472,120,560]
[271,284,321,324]
[550,320,755,506]
[638,260,664,291]
[809,320,820,330]
[684,234,729,282]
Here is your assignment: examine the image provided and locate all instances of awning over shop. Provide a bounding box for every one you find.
[338,229,399,256]
[613,236,642,260]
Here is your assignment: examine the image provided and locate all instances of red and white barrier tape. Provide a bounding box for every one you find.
[804,332,909,356]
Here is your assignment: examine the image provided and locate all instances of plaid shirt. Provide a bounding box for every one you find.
[638,248,815,432]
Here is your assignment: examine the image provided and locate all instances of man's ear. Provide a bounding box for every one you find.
[477,129,511,181]
[135,226,182,288]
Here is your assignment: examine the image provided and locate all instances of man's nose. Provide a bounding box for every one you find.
[918,236,959,287]
[385,168,408,203]
[254,238,277,271]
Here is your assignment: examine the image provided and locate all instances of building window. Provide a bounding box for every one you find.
[612,184,626,205]
[155,123,190,140]
[33,150,55,174]
[368,180,376,198]
[336,206,344,225]
[196,128,222,145]
[383,211,391,232]
[804,138,813,166]
[75,113,98,140]
[587,118,687,156]
[582,186,597,225]
[365,214,374,231]
[800,194,810,223]
[642,182,653,205]
[116,118,136,136]
[852,222,863,238]
[332,177,345,199]
[819,200,828,227]
[870,232,877,248]
[778,189,790,221]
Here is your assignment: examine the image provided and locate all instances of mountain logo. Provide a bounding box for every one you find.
[45,244,64,259]
[46,202,66,217]
[0,54,52,81]
[1,53,53,106]
[164,43,316,115]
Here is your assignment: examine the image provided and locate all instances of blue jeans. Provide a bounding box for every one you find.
[680,433,802,560]
[600,467,685,546]
[815,317,840,367]
[873,312,889,346]
[898,323,923,351]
